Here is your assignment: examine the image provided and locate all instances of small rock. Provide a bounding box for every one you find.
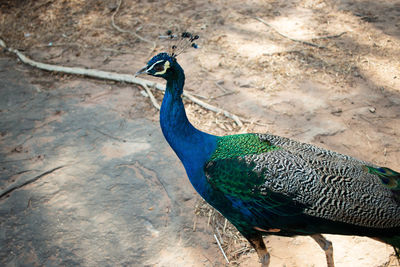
[331,108,342,116]
[108,3,117,11]
[12,145,23,153]
[182,196,192,202]
[239,83,251,88]
[369,107,376,113]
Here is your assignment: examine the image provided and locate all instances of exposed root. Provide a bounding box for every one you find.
[0,38,244,126]
[255,17,326,49]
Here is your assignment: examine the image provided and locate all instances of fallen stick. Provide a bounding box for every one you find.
[142,84,160,110]
[214,233,230,264]
[0,166,65,199]
[0,38,244,126]
[312,31,347,40]
[184,92,243,127]
[255,17,325,49]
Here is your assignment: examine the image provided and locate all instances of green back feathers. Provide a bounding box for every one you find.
[210,134,280,161]
[206,133,282,208]
[205,159,264,201]
[205,134,294,214]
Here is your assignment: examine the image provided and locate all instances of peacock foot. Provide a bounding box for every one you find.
[259,252,270,267]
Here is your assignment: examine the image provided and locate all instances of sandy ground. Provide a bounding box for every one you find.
[1,0,400,266]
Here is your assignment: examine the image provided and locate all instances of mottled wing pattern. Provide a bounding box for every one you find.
[205,133,400,231]
[256,133,400,228]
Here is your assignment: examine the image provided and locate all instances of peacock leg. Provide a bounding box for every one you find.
[311,234,335,267]
[246,234,270,267]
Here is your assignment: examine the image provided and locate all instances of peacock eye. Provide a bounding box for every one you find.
[153,62,165,72]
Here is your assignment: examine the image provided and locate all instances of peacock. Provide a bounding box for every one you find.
[135,33,400,267]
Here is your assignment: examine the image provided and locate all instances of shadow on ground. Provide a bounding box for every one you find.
[0,57,224,266]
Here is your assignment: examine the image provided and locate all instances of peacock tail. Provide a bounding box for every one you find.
[204,133,400,239]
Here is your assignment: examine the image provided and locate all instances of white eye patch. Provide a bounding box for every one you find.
[147,60,170,75]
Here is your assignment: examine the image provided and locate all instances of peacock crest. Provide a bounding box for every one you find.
[159,30,199,58]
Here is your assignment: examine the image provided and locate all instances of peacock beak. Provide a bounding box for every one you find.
[134,66,149,77]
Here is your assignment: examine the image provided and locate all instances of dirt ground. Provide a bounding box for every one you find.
[1,0,400,266]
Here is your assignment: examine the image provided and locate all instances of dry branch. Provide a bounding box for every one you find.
[214,233,230,263]
[142,84,160,110]
[0,166,65,199]
[255,17,325,49]
[312,31,347,40]
[0,38,243,126]
[184,93,243,127]
[111,0,156,54]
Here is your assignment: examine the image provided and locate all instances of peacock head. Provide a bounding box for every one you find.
[135,31,199,80]
[135,52,178,80]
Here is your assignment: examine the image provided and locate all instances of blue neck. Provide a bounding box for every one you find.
[159,65,217,195]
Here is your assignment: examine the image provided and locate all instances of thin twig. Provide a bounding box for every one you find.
[101,47,128,54]
[94,128,128,142]
[193,215,197,232]
[111,0,156,54]
[185,91,208,100]
[0,38,245,126]
[211,91,235,99]
[184,93,243,127]
[211,81,235,99]
[207,208,213,227]
[0,166,65,199]
[223,218,227,233]
[241,119,273,127]
[232,246,252,256]
[214,81,228,92]
[254,17,325,49]
[261,49,303,56]
[214,234,230,264]
[215,227,224,245]
[143,84,160,110]
[312,31,347,40]
[111,0,153,44]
